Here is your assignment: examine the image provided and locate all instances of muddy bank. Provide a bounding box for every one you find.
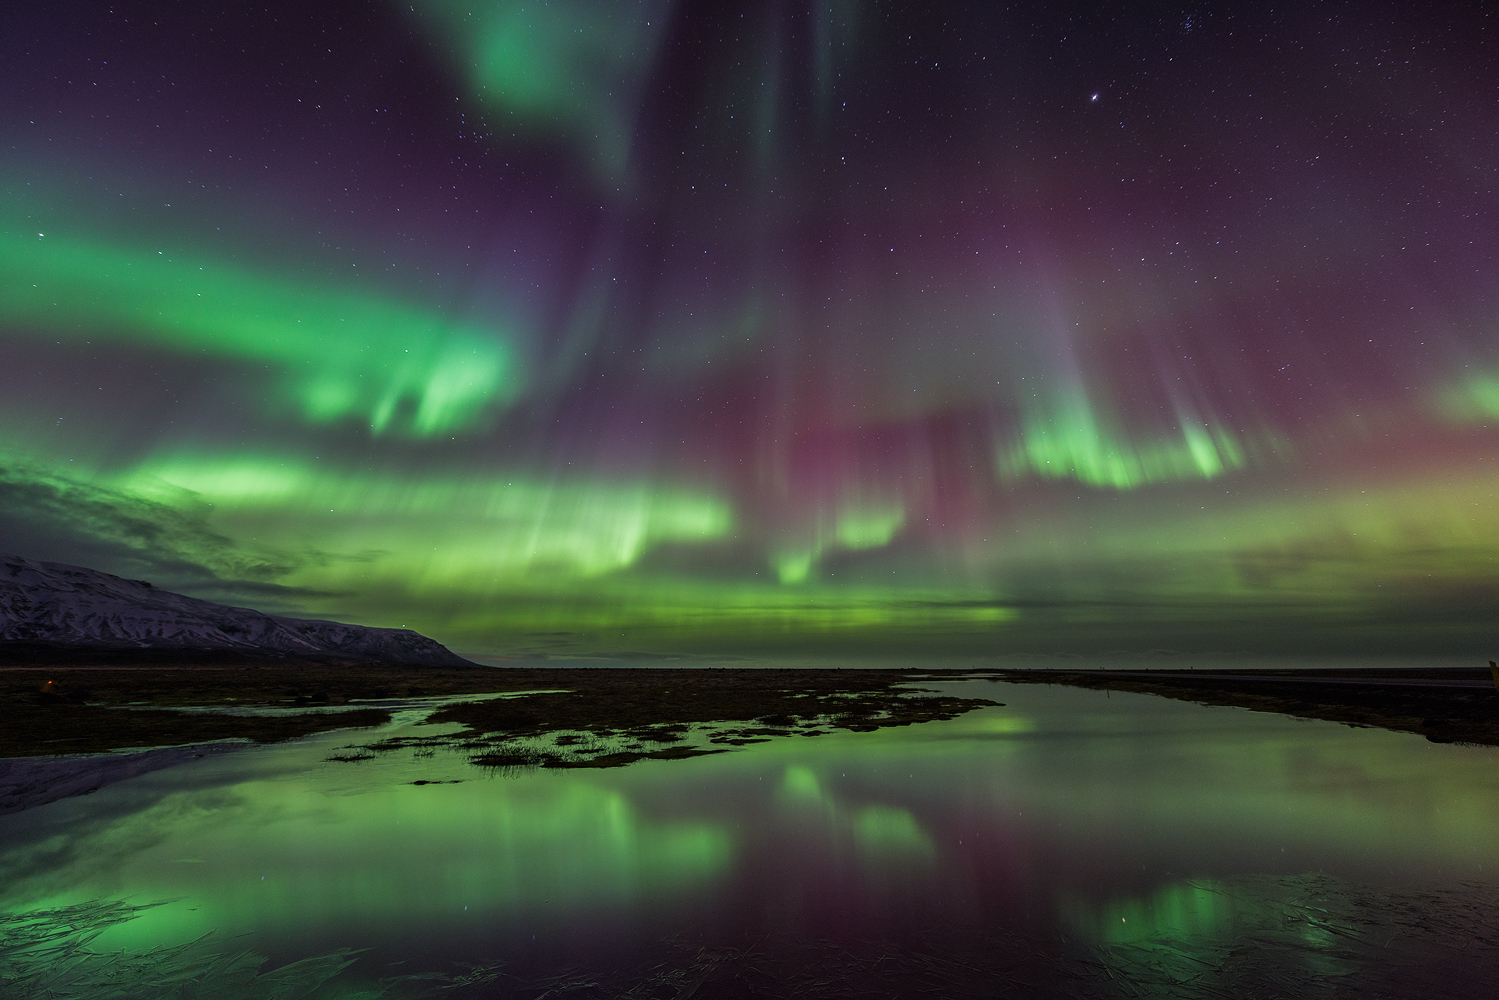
[0,742,250,815]
[0,660,517,757]
[349,667,998,769]
[1,663,997,762]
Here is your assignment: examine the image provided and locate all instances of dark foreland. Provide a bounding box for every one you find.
[1,651,1001,761]
[994,665,1499,749]
[8,656,1499,763]
[0,555,1000,760]
[5,556,1498,765]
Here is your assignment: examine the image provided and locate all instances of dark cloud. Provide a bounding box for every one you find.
[0,464,340,611]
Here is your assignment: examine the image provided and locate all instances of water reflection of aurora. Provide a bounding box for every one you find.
[3,684,1497,995]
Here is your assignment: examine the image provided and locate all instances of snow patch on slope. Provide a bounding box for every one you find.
[0,554,470,665]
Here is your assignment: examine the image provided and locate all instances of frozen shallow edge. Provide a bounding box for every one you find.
[0,741,250,816]
[0,688,541,815]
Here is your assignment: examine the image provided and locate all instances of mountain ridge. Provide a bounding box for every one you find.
[0,554,473,666]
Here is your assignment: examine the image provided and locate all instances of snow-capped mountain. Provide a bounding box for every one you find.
[0,554,472,665]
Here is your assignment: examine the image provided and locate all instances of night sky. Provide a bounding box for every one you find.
[4,1,1498,658]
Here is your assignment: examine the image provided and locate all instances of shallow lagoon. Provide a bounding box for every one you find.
[3,678,1498,997]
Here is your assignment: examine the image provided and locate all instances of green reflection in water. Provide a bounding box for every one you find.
[780,764,824,803]
[852,806,934,860]
[0,899,373,1000]
[12,771,731,952]
[776,764,935,863]
[1066,881,1232,946]
[1060,875,1381,985]
[3,683,1498,990]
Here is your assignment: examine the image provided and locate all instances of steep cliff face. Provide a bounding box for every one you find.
[0,554,472,665]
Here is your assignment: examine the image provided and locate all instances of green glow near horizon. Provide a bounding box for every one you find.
[1,230,518,435]
[774,550,815,585]
[3,426,1496,655]
[11,436,1499,655]
[428,582,1016,651]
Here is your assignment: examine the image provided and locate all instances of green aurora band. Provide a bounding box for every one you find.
[2,229,518,436]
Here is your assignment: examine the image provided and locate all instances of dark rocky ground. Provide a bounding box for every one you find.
[357,665,997,769]
[0,650,995,759]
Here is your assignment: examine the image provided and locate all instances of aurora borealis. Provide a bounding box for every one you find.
[3,1,1498,657]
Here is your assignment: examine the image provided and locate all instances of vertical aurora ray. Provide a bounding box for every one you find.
[2,0,1497,656]
[406,0,675,184]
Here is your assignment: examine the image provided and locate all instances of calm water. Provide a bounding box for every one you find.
[3,678,1498,998]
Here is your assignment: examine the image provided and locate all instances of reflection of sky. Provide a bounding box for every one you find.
[4,3,1499,656]
[2,682,1496,966]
